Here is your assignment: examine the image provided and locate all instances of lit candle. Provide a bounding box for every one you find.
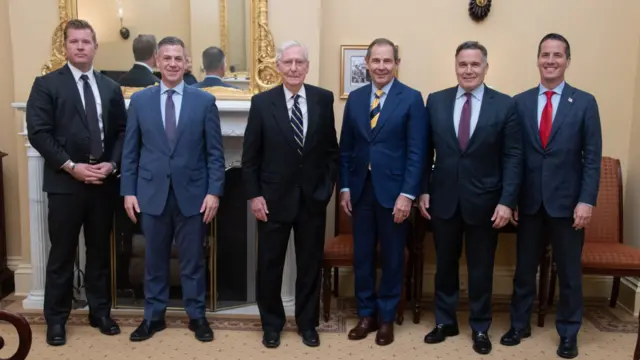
[117,7,123,19]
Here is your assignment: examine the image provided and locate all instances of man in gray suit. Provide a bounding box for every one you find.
[502,33,602,359]
[120,36,225,343]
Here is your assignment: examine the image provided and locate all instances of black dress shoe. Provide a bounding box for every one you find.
[46,324,66,346]
[557,337,578,359]
[424,324,460,344]
[500,326,531,346]
[298,329,320,347]
[188,318,213,342]
[89,316,121,335]
[129,319,167,342]
[262,331,280,348]
[472,331,492,355]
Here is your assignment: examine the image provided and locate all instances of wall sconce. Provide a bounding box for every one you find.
[118,6,130,40]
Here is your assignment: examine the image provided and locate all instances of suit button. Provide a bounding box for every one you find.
[543,155,548,159]
[170,155,173,159]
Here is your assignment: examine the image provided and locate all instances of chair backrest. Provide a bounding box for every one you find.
[334,182,353,236]
[585,156,623,244]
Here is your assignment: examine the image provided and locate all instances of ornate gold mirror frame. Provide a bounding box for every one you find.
[42,0,281,100]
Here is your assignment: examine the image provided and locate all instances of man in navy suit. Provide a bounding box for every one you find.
[120,36,225,343]
[502,33,602,359]
[420,41,522,355]
[193,47,237,89]
[339,38,427,346]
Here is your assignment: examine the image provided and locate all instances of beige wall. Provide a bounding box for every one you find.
[3,0,640,296]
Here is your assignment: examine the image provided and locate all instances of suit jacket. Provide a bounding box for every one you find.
[515,82,602,217]
[193,76,237,89]
[242,84,339,222]
[118,64,160,87]
[120,83,226,217]
[339,79,427,208]
[423,85,522,225]
[26,64,127,194]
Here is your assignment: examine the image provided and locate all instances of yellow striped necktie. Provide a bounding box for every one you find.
[370,89,384,129]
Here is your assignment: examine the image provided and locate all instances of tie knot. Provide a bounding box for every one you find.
[375,89,384,98]
[544,90,555,99]
[166,89,175,97]
[464,92,472,100]
[292,94,300,103]
[80,74,89,82]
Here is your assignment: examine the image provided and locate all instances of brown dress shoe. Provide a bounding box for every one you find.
[375,322,394,346]
[348,317,378,340]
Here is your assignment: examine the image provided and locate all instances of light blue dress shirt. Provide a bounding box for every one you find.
[160,81,185,127]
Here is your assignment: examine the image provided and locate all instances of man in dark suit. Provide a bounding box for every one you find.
[120,36,225,343]
[242,40,338,349]
[339,38,427,346]
[502,33,602,359]
[119,34,160,87]
[25,19,126,346]
[419,41,522,355]
[193,46,237,89]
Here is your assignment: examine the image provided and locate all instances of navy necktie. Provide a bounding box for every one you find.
[80,74,103,158]
[165,89,177,149]
[290,94,304,155]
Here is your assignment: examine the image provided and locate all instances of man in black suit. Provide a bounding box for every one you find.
[242,40,339,349]
[119,34,160,87]
[419,41,522,355]
[26,19,127,346]
[502,33,602,359]
[193,46,237,89]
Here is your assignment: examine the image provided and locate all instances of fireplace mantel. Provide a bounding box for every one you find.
[11,99,297,315]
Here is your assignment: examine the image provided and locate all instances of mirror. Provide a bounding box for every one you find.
[42,0,281,100]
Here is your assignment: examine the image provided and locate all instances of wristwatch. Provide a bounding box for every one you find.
[69,161,76,171]
[110,162,118,174]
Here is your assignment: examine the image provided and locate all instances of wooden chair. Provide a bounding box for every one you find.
[0,309,32,360]
[321,185,412,325]
[547,157,640,314]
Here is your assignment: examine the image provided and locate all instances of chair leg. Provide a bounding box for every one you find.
[547,262,557,306]
[322,267,331,322]
[610,276,621,308]
[333,267,339,297]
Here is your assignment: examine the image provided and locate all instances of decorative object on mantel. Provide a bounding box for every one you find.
[41,0,280,100]
[468,0,492,22]
[0,152,14,300]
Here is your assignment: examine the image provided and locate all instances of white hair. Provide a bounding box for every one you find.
[276,40,308,62]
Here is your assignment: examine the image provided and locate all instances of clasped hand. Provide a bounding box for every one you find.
[70,162,113,184]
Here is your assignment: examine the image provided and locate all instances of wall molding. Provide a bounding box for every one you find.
[13,263,32,296]
[7,256,22,271]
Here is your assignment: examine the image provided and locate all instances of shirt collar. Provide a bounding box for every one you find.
[456,83,485,100]
[205,75,223,80]
[67,61,95,82]
[539,81,565,96]
[160,80,185,95]
[283,84,306,101]
[134,62,154,73]
[372,77,395,96]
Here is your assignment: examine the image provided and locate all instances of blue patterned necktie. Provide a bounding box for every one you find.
[290,94,304,155]
[165,89,177,149]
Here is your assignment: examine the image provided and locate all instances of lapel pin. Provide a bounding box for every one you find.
[568,97,573,103]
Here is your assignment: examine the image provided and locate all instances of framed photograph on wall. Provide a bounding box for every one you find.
[340,44,399,99]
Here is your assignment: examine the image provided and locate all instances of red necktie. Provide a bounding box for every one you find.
[539,90,555,148]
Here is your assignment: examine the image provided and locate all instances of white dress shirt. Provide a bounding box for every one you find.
[67,61,104,143]
[283,84,308,140]
[453,83,485,138]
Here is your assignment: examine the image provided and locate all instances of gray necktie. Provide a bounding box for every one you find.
[165,89,177,148]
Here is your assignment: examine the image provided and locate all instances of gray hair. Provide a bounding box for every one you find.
[276,41,308,62]
[455,41,488,63]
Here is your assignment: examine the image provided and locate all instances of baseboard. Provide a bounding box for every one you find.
[333,265,613,300]
[7,256,22,271]
[619,276,640,316]
[13,263,31,296]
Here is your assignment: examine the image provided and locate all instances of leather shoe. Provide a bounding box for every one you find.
[557,337,578,359]
[46,324,66,346]
[188,318,213,342]
[500,326,531,346]
[375,322,394,346]
[348,317,378,340]
[262,331,280,348]
[89,316,121,336]
[129,319,166,342]
[424,324,459,344]
[298,329,319,347]
[472,331,492,355]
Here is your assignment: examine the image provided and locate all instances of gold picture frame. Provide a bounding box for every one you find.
[340,44,399,99]
[41,0,281,100]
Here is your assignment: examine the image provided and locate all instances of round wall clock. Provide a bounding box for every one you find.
[469,0,492,22]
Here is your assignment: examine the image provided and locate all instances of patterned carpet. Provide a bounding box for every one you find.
[1,296,636,334]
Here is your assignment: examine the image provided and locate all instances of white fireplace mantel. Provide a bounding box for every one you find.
[12,99,297,314]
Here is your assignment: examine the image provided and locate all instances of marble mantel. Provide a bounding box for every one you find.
[11,99,297,314]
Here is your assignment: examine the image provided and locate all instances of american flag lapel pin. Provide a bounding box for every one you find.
[568,97,573,103]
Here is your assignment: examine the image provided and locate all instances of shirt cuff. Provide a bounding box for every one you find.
[340,188,349,193]
[400,193,415,201]
[578,202,593,207]
[60,160,71,170]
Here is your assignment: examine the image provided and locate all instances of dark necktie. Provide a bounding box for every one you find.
[165,89,177,149]
[458,92,472,151]
[80,74,103,158]
[539,90,555,148]
[290,94,304,155]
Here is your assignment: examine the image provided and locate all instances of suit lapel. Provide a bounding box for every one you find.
[272,85,299,151]
[93,71,110,132]
[525,88,543,151]
[547,84,574,146]
[465,86,494,152]
[372,81,401,140]
[304,86,320,154]
[172,86,191,154]
[444,87,460,151]
[61,65,89,132]
[151,86,171,152]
